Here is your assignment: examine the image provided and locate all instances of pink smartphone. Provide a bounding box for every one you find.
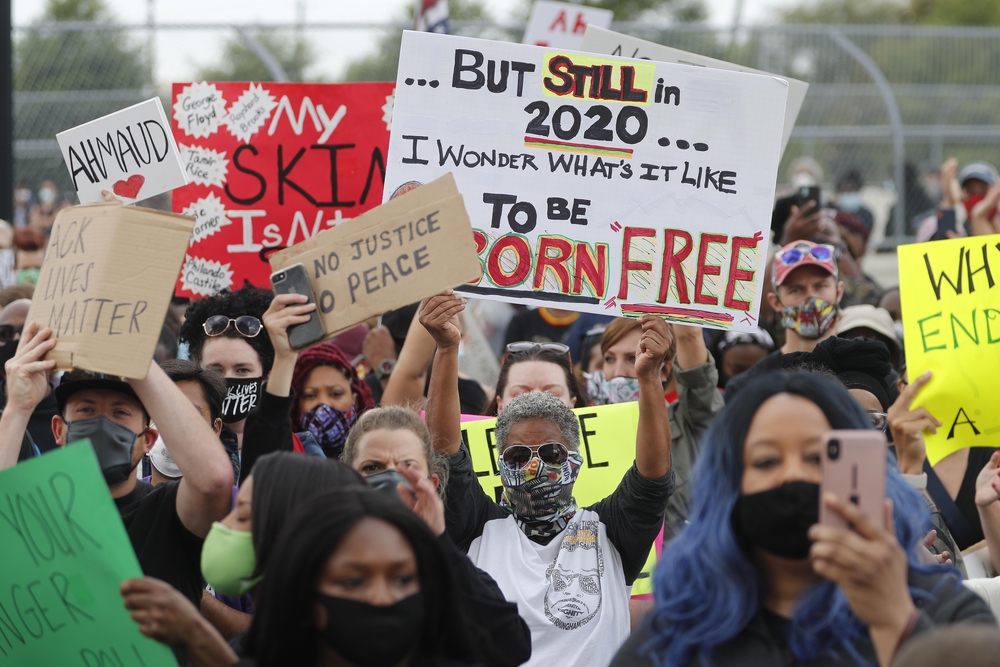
[819,430,887,529]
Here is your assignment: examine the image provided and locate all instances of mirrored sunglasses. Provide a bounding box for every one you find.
[203,315,262,338]
[779,244,834,267]
[500,442,570,470]
[506,341,571,360]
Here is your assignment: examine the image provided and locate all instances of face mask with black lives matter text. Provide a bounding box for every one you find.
[221,377,261,423]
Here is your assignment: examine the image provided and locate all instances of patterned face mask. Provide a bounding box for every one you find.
[500,449,584,540]
[780,296,838,339]
[583,371,641,405]
[300,404,357,459]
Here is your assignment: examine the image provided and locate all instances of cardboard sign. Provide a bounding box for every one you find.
[26,203,195,379]
[581,26,808,157]
[269,173,482,338]
[57,98,187,205]
[170,82,395,298]
[386,32,788,332]
[898,235,1000,464]
[0,442,175,667]
[522,1,613,50]
[461,401,660,595]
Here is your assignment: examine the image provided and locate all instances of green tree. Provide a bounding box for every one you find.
[517,0,708,22]
[14,0,153,188]
[778,0,907,24]
[342,0,491,83]
[196,30,319,82]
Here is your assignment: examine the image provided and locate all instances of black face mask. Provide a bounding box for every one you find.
[733,481,819,560]
[316,591,424,667]
[221,377,261,424]
[65,415,142,485]
[0,342,18,371]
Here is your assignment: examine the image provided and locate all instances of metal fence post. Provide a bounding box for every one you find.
[827,28,907,249]
[235,27,290,83]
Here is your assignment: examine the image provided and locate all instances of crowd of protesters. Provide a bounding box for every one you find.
[1,154,999,667]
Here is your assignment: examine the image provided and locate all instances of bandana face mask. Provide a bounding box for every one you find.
[780,296,837,339]
[300,403,357,459]
[583,371,641,405]
[221,377,261,424]
[500,448,584,540]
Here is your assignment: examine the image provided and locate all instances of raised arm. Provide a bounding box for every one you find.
[673,323,708,371]
[0,323,56,469]
[420,292,466,457]
[381,308,437,408]
[634,316,672,479]
[260,292,316,399]
[129,361,233,538]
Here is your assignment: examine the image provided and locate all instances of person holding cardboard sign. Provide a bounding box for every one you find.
[0,323,234,612]
[422,291,674,667]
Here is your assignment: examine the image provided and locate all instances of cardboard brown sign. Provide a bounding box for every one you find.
[270,173,482,338]
[27,203,195,378]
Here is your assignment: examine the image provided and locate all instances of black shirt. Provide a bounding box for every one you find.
[114,480,205,609]
[503,308,577,347]
[954,447,1000,550]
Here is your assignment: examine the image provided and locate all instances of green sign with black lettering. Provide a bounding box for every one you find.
[0,442,174,666]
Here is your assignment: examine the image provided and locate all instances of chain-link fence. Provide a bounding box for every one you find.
[13,20,1000,249]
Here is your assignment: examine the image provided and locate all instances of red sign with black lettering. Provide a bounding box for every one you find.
[170,81,394,298]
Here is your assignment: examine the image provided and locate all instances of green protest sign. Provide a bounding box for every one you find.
[0,442,175,667]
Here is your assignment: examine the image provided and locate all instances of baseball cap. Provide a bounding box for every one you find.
[836,305,901,354]
[55,369,141,413]
[773,240,838,287]
[148,437,182,478]
[959,161,998,187]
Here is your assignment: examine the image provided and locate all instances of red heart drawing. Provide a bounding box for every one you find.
[112,174,145,199]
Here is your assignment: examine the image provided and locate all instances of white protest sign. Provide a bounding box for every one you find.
[385,32,787,332]
[57,98,188,205]
[582,26,808,157]
[522,1,613,50]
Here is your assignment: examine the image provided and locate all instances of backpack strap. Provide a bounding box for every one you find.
[925,459,978,549]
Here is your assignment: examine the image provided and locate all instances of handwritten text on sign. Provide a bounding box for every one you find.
[898,235,1000,463]
[385,32,788,332]
[0,443,175,666]
[171,82,395,298]
[57,98,187,205]
[27,204,194,379]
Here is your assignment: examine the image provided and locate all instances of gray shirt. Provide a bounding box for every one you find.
[664,359,725,541]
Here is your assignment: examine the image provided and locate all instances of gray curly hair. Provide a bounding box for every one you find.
[495,390,580,452]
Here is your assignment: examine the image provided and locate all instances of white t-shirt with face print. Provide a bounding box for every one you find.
[467,510,630,667]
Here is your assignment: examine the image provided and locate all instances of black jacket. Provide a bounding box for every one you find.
[611,569,995,667]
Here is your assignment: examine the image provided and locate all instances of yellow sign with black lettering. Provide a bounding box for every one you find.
[460,401,661,596]
[898,235,1000,464]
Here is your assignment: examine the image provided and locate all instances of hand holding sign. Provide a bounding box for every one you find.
[634,315,672,381]
[5,322,57,414]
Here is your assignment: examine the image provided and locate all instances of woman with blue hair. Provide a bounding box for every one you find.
[612,372,994,667]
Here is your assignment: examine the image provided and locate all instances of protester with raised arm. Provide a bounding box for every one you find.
[0,323,233,611]
[422,291,674,667]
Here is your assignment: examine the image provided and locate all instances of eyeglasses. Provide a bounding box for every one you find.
[506,341,571,361]
[500,442,570,470]
[778,243,834,267]
[0,324,22,343]
[868,411,889,433]
[202,315,262,338]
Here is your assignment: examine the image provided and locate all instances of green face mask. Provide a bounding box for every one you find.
[200,522,260,597]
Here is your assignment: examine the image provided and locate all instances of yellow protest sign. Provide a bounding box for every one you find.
[461,401,661,596]
[898,235,1000,463]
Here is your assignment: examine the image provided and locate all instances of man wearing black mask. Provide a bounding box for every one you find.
[0,323,234,610]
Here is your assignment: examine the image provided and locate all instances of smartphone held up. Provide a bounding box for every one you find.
[819,430,887,530]
[270,263,327,350]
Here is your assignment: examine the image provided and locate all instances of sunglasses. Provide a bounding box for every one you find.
[868,411,889,433]
[506,341,571,360]
[779,243,834,267]
[202,315,262,338]
[0,324,22,343]
[500,442,570,470]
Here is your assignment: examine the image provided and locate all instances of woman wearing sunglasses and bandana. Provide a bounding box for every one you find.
[420,291,675,667]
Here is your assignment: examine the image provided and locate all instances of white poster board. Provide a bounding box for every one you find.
[385,32,788,332]
[57,98,188,205]
[582,26,808,157]
[522,1,614,50]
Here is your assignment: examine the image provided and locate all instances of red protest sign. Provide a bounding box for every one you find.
[170,82,395,297]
